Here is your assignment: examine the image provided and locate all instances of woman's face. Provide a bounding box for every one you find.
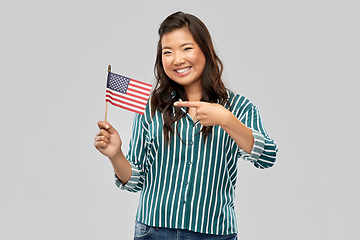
[161,28,206,91]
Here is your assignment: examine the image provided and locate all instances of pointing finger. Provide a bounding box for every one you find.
[173,101,203,108]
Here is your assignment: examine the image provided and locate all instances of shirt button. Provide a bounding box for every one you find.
[185,181,188,185]
[190,141,193,145]
[182,200,186,204]
[188,161,192,165]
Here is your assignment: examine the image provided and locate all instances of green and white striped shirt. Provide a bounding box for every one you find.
[116,90,278,235]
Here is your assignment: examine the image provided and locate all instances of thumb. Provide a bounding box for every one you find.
[105,122,118,134]
[97,121,117,134]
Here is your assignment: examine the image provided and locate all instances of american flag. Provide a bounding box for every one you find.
[106,72,152,115]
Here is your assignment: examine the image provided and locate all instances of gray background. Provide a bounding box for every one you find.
[1,0,359,239]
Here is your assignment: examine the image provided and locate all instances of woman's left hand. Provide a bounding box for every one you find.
[174,101,231,127]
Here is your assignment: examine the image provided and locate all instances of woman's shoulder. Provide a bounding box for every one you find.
[226,89,254,112]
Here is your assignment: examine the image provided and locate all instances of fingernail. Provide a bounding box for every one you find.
[105,124,109,129]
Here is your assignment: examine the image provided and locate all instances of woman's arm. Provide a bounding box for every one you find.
[94,121,132,184]
[174,101,254,153]
[220,111,254,154]
[173,101,277,168]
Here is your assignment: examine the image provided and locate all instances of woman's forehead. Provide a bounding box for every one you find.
[161,28,195,47]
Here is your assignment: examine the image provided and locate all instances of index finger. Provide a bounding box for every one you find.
[173,101,203,108]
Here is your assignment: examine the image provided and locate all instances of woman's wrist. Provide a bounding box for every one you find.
[219,109,235,128]
[109,149,125,164]
[109,150,132,184]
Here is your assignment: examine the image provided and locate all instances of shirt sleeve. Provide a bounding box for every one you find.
[115,109,150,192]
[237,104,278,169]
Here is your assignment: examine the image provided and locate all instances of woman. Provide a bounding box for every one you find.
[95,11,277,240]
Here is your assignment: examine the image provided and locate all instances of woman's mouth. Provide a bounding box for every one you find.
[175,67,192,75]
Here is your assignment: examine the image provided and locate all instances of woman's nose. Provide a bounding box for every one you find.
[173,53,185,65]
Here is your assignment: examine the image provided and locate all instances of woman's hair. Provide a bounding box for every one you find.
[151,11,228,144]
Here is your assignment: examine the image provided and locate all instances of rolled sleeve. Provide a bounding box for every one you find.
[236,104,278,169]
[114,103,151,192]
[115,162,144,192]
[239,129,265,162]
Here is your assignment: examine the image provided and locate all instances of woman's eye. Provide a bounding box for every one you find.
[163,51,171,55]
[184,47,192,51]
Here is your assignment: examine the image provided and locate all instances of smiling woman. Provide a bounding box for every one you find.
[161,28,206,91]
[152,12,228,144]
[94,11,278,240]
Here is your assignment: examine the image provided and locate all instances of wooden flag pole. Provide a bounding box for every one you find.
[105,65,111,122]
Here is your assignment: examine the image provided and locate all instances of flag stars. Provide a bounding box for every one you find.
[108,74,130,94]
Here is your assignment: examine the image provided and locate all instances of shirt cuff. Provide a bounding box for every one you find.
[115,161,142,191]
[238,129,265,162]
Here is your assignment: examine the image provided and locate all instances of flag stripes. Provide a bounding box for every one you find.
[106,72,152,115]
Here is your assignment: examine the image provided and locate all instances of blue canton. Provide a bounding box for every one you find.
[107,72,130,94]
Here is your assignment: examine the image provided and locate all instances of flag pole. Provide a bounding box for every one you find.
[105,65,111,122]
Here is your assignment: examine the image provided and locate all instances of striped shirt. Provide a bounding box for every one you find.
[115,90,278,235]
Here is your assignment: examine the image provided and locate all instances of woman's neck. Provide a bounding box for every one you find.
[184,83,202,101]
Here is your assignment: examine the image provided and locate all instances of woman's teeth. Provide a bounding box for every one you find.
[176,67,191,73]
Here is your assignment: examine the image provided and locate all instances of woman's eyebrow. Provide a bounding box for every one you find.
[180,42,194,47]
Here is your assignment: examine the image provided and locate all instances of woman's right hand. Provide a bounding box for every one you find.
[94,121,122,159]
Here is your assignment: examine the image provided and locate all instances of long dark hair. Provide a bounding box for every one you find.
[151,11,228,144]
